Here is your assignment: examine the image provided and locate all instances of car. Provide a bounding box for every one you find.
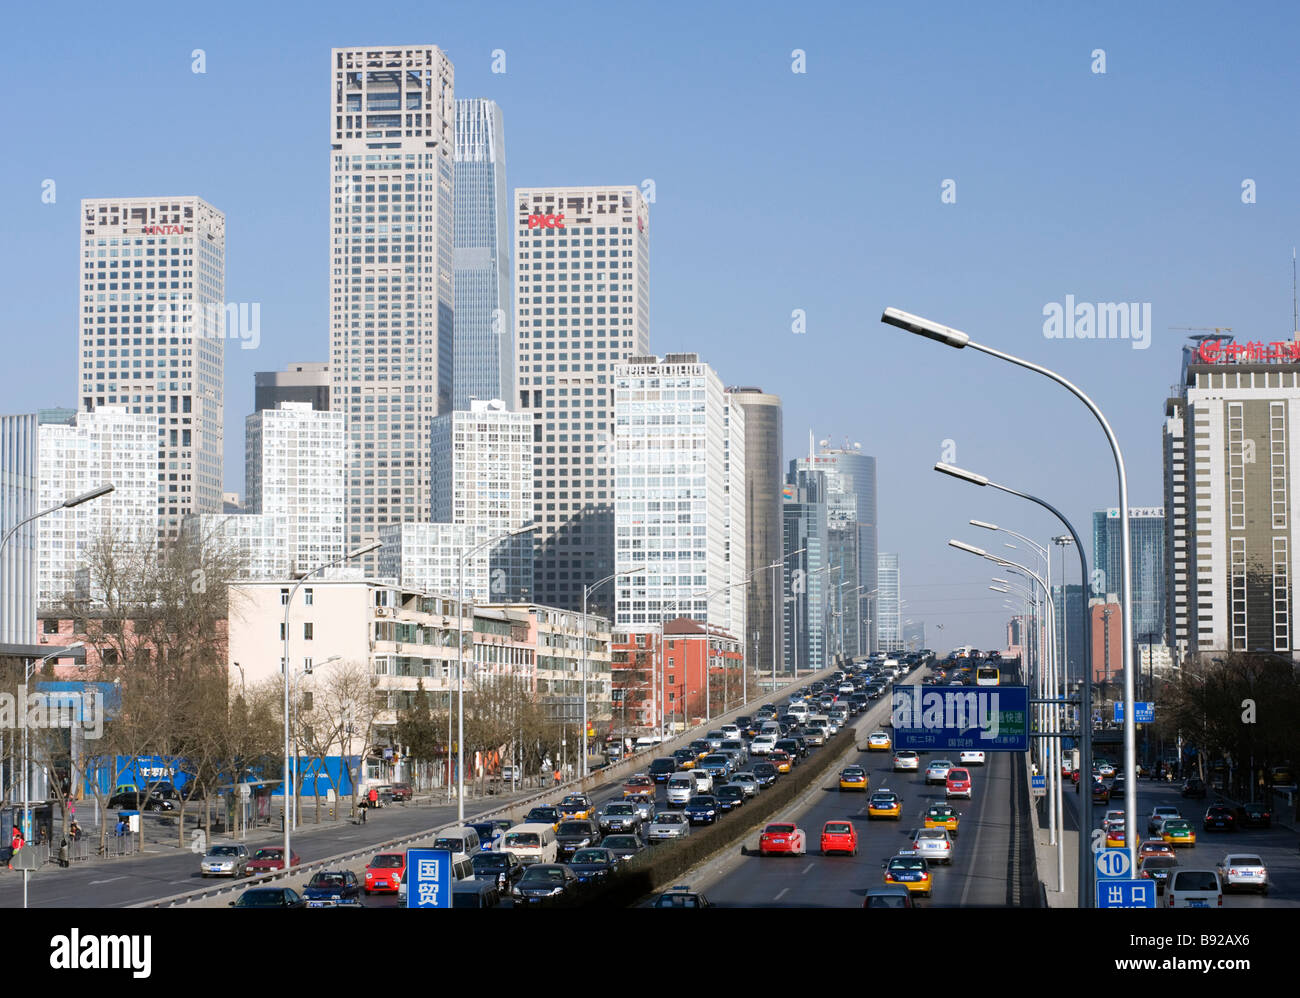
[301,870,362,906]
[651,885,712,908]
[1091,780,1111,804]
[688,740,711,760]
[868,790,903,820]
[672,748,698,770]
[557,794,594,821]
[649,757,679,783]
[1136,855,1178,894]
[1105,823,1127,849]
[924,803,959,836]
[469,819,512,852]
[802,727,827,747]
[597,801,642,834]
[567,847,618,886]
[432,827,482,856]
[647,811,692,843]
[775,738,805,760]
[882,854,932,896]
[1162,819,1197,848]
[1235,802,1272,828]
[1164,869,1222,908]
[925,759,955,785]
[731,772,760,798]
[698,754,733,783]
[690,770,715,793]
[769,751,794,774]
[200,843,250,878]
[716,784,746,812]
[1203,804,1236,831]
[1102,809,1126,832]
[1110,777,1127,798]
[623,774,654,797]
[839,765,869,791]
[363,852,405,893]
[1095,759,1116,778]
[750,734,778,756]
[820,820,858,856]
[758,822,807,856]
[1181,777,1208,799]
[1138,839,1177,860]
[229,887,306,909]
[945,768,973,800]
[866,731,892,751]
[107,787,175,812]
[683,795,721,826]
[555,820,601,859]
[1215,853,1268,894]
[959,750,986,766]
[751,762,779,787]
[524,806,562,829]
[911,827,954,865]
[512,863,581,906]
[863,885,916,908]
[247,846,302,874]
[388,782,413,802]
[603,834,645,862]
[703,731,727,750]
[471,850,526,891]
[627,794,655,822]
[1148,806,1181,836]
[893,751,920,772]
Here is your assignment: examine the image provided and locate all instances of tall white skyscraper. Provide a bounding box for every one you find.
[329,46,456,572]
[453,99,512,411]
[37,407,156,608]
[1,414,40,644]
[878,552,902,653]
[78,196,226,545]
[516,185,650,613]
[613,354,745,638]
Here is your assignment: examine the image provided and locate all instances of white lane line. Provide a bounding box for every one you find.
[774,886,789,901]
[801,862,814,875]
[88,876,127,885]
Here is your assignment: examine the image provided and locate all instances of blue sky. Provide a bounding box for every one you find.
[4,0,1298,651]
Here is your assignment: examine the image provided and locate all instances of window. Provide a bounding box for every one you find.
[304,623,314,640]
[280,588,289,605]
[42,619,60,635]
[304,657,313,674]
[279,622,287,640]
[304,588,314,606]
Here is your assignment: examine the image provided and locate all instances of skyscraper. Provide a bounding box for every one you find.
[1163,338,1300,660]
[0,413,39,645]
[1091,506,1166,652]
[878,552,902,653]
[453,99,512,411]
[255,362,330,412]
[726,388,784,674]
[783,470,829,672]
[78,196,226,545]
[614,355,745,638]
[329,46,456,572]
[515,186,651,612]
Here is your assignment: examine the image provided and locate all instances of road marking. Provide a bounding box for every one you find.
[774,886,789,901]
[801,862,814,875]
[88,876,126,885]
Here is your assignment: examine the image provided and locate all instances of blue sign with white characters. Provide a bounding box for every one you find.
[891,686,1029,752]
[1096,879,1155,908]
[406,848,451,909]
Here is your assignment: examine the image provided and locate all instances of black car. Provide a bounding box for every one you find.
[107,789,175,812]
[555,820,601,858]
[512,864,581,906]
[568,847,619,886]
[1139,855,1178,893]
[672,748,697,769]
[602,834,645,862]
[1181,778,1208,799]
[301,870,362,906]
[1236,802,1272,828]
[683,795,720,826]
[774,739,803,761]
[471,850,525,891]
[1203,804,1236,831]
[229,888,306,909]
[649,757,678,782]
[751,762,778,788]
[715,784,745,812]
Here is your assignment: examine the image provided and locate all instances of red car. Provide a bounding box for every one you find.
[364,852,406,893]
[758,822,807,856]
[945,767,972,800]
[245,846,301,873]
[389,783,413,802]
[820,820,858,856]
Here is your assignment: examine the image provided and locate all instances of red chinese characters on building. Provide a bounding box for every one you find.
[1197,338,1300,364]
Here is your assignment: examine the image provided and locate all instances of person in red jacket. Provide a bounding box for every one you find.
[8,825,24,870]
[368,787,379,809]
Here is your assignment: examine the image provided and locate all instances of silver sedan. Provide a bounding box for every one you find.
[925,760,955,785]
[730,772,760,798]
[1215,853,1268,895]
[911,828,954,865]
[647,811,693,843]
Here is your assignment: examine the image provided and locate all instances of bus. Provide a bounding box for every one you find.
[975,664,1000,686]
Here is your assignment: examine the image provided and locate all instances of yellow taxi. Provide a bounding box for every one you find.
[882,854,932,897]
[867,790,903,820]
[838,765,869,791]
[924,803,960,836]
[558,794,594,821]
[1162,819,1196,847]
[866,731,892,752]
[1105,824,1127,849]
[770,751,793,774]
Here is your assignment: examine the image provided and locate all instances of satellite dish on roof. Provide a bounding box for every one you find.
[819,439,828,447]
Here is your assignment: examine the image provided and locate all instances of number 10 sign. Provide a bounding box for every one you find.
[1096,849,1131,879]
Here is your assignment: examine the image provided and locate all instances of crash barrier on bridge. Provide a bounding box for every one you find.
[571,724,863,908]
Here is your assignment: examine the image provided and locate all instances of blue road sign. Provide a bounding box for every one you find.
[891,686,1029,752]
[1113,702,1154,723]
[1096,879,1156,908]
[1096,849,1132,879]
[406,848,451,909]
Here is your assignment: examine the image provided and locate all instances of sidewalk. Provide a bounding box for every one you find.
[1027,767,1079,908]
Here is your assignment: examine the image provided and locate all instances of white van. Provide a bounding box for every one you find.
[666,773,695,806]
[502,823,558,865]
[432,826,482,856]
[787,703,809,722]
[808,713,830,731]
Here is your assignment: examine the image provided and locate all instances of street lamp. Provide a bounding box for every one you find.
[891,307,1136,880]
[582,565,645,778]
[283,541,380,866]
[774,548,805,687]
[459,523,539,824]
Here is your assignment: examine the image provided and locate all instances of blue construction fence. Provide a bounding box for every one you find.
[82,754,360,798]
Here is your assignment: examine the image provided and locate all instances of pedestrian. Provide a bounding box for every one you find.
[68,819,81,841]
[8,825,23,870]
[553,768,561,786]
[115,818,126,837]
[367,786,378,810]
[360,802,366,824]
